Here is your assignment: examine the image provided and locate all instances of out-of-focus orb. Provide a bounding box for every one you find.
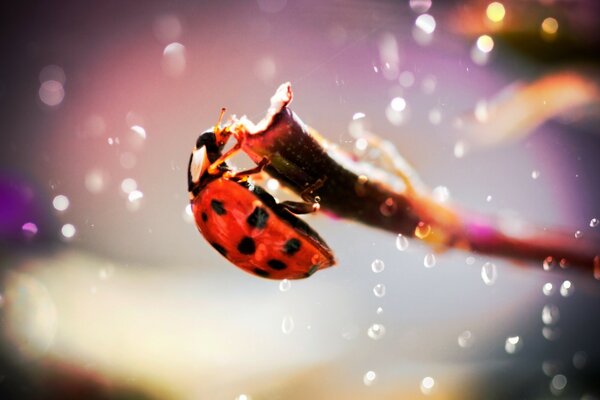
[486,2,505,23]
[541,17,559,35]
[52,194,70,211]
[61,223,76,238]
[121,178,137,194]
[153,14,182,43]
[162,42,186,77]
[390,97,406,112]
[415,14,436,34]
[476,35,494,53]
[409,0,432,14]
[85,169,108,193]
[257,0,287,13]
[39,80,65,106]
[420,376,435,395]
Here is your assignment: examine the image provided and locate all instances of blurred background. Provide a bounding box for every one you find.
[1,0,600,398]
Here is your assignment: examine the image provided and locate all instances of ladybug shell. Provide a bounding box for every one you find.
[192,178,335,279]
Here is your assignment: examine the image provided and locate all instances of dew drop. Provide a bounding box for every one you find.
[415,221,431,239]
[590,218,599,228]
[542,304,560,325]
[505,336,522,354]
[457,330,474,348]
[424,253,436,268]
[395,234,409,251]
[281,315,294,334]
[363,370,377,386]
[420,376,435,395]
[559,280,573,297]
[373,283,386,298]
[543,256,556,271]
[367,323,386,340]
[574,230,583,239]
[542,282,555,296]
[279,279,291,292]
[480,262,497,286]
[371,259,385,273]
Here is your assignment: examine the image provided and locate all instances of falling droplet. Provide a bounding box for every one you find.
[396,234,409,251]
[363,370,377,386]
[457,330,474,348]
[574,230,583,239]
[590,218,599,228]
[371,259,385,273]
[420,376,435,395]
[281,315,294,334]
[505,336,522,354]
[542,304,560,325]
[542,282,555,296]
[480,262,497,286]
[559,280,574,297]
[415,222,431,239]
[543,256,556,271]
[367,323,386,340]
[279,279,291,292]
[373,283,386,298]
[424,253,436,268]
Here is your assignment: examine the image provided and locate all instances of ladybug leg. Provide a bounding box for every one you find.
[224,157,270,180]
[299,177,326,202]
[280,200,320,214]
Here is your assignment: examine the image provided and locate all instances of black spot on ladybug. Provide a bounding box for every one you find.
[237,236,256,255]
[211,199,226,215]
[283,238,301,255]
[267,259,287,270]
[210,242,227,257]
[253,268,270,278]
[247,206,269,229]
[201,212,208,222]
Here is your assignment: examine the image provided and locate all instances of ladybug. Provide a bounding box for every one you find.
[187,110,335,280]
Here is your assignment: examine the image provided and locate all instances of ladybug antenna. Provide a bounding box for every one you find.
[214,107,231,146]
[214,107,226,133]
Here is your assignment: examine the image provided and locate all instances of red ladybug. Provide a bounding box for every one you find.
[187,112,335,279]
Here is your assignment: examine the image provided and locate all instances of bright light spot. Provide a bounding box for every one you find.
[128,190,144,202]
[486,2,506,23]
[432,186,450,203]
[130,125,146,139]
[162,42,186,77]
[420,376,435,395]
[477,35,495,53]
[415,14,436,34]
[390,97,406,112]
[541,17,559,35]
[454,141,467,158]
[505,335,522,354]
[22,222,38,236]
[39,80,65,106]
[363,370,377,386]
[531,170,540,179]
[52,195,69,211]
[121,178,137,194]
[235,394,252,400]
[266,178,280,191]
[254,56,276,82]
[352,112,366,120]
[355,138,368,152]
[61,224,76,238]
[409,0,432,13]
[474,100,489,122]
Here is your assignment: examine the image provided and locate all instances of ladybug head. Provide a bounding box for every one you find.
[188,109,232,193]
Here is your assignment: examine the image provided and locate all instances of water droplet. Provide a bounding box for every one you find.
[486,195,492,202]
[52,195,70,211]
[128,190,144,202]
[543,256,556,271]
[505,336,522,354]
[279,279,291,292]
[550,374,567,395]
[559,280,573,297]
[480,262,497,286]
[575,230,583,239]
[457,330,474,348]
[590,218,599,228]
[396,234,409,251]
[162,42,186,77]
[376,307,383,315]
[542,282,555,296]
[542,304,560,325]
[352,112,366,120]
[363,370,377,386]
[367,323,386,340]
[573,351,588,370]
[531,170,540,179]
[281,315,294,334]
[61,223,76,239]
[373,283,386,298]
[371,259,385,273]
[415,222,431,239]
[424,253,436,268]
[420,376,435,395]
